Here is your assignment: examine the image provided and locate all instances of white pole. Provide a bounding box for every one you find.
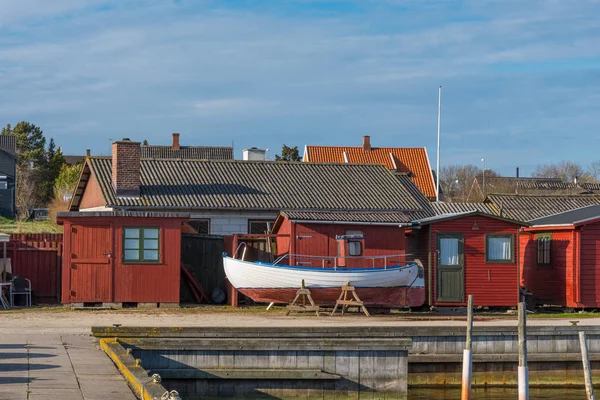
[436,85,442,202]
[482,157,486,198]
[580,331,595,400]
[461,295,474,400]
[518,302,529,400]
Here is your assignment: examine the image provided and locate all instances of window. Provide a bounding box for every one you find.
[536,233,552,266]
[0,182,7,190]
[486,234,514,263]
[248,220,273,234]
[439,237,460,265]
[346,230,363,256]
[123,227,160,262]
[188,219,210,234]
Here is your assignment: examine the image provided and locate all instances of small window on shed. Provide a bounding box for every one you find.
[123,227,160,263]
[346,230,363,256]
[536,233,552,266]
[486,234,514,263]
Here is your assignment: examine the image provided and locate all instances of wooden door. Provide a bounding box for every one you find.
[436,233,464,303]
[69,225,112,303]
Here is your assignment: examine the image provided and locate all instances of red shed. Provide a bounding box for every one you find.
[521,205,600,308]
[408,211,526,307]
[272,210,413,268]
[56,211,189,307]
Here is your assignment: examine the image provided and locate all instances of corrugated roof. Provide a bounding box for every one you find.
[432,202,498,215]
[141,146,233,160]
[281,210,412,224]
[394,174,435,220]
[305,146,436,199]
[64,155,86,165]
[81,158,423,212]
[0,135,16,155]
[529,205,600,226]
[486,194,600,222]
[417,210,527,226]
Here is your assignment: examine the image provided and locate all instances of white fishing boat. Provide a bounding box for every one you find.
[223,250,425,307]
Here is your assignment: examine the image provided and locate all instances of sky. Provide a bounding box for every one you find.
[1,0,599,176]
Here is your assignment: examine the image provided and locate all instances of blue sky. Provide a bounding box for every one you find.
[1,0,599,176]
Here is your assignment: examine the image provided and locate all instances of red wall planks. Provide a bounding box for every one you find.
[58,215,187,304]
[427,216,521,307]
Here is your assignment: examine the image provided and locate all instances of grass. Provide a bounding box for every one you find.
[0,216,62,234]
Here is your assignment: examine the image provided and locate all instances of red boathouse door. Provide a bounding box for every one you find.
[69,225,113,303]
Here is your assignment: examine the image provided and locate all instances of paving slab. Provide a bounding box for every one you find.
[0,334,137,400]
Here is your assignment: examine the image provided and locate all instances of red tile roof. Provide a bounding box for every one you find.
[304,146,436,198]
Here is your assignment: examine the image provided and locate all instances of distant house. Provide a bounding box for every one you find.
[142,133,234,160]
[69,138,430,236]
[303,136,437,201]
[64,155,87,166]
[0,135,17,218]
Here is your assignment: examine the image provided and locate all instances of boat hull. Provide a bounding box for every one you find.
[239,286,425,308]
[223,256,426,308]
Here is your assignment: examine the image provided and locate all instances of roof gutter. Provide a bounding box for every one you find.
[288,220,420,227]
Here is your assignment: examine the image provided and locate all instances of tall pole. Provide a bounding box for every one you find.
[482,157,486,198]
[518,302,529,400]
[436,85,441,202]
[461,295,474,400]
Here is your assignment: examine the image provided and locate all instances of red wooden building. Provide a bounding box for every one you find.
[408,211,526,307]
[520,205,600,308]
[272,210,413,267]
[56,211,188,307]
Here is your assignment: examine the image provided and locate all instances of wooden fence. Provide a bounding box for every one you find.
[4,234,63,304]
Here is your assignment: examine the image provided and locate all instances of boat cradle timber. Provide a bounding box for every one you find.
[223,240,426,308]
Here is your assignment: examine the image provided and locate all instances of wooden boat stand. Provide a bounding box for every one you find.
[331,281,371,317]
[285,280,320,316]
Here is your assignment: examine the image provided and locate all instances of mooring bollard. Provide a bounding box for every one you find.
[579,331,595,400]
[461,295,474,400]
[518,302,529,400]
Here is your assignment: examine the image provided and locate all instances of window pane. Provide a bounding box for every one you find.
[348,241,362,256]
[125,239,140,249]
[143,250,159,261]
[124,249,139,260]
[144,239,159,250]
[143,228,159,239]
[124,229,139,238]
[488,237,512,260]
[440,238,459,265]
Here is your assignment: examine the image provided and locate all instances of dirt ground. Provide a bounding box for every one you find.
[2,305,600,335]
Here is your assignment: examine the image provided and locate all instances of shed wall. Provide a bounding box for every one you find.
[429,216,520,307]
[580,222,600,307]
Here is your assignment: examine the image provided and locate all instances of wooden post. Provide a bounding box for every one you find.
[579,331,595,400]
[461,295,474,400]
[518,302,529,400]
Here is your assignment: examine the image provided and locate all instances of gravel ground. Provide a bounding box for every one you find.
[1,306,599,335]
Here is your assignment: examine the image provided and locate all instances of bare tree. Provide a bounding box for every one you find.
[15,167,38,220]
[533,161,592,183]
[587,161,600,182]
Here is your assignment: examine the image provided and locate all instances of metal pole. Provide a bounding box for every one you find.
[436,85,441,203]
[482,157,486,198]
[580,331,595,400]
[461,295,474,400]
[518,302,529,400]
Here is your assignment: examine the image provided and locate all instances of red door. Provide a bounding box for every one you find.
[69,225,112,302]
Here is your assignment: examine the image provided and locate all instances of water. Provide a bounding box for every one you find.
[409,387,588,399]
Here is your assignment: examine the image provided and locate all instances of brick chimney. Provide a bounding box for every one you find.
[172,133,180,150]
[363,135,371,152]
[112,138,141,198]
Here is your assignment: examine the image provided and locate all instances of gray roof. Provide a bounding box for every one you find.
[281,210,412,224]
[141,145,233,160]
[529,205,600,226]
[76,157,424,212]
[394,174,435,219]
[64,155,86,165]
[432,202,498,216]
[417,210,527,226]
[486,194,600,222]
[0,135,16,155]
